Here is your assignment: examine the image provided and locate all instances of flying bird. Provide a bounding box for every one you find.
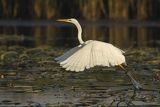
[55,18,142,89]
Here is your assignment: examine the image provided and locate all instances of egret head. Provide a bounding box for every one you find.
[57,18,79,24]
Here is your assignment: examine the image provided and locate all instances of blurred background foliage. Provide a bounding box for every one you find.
[0,0,159,20]
[0,0,159,48]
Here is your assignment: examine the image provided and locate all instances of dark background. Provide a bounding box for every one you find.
[0,0,160,48]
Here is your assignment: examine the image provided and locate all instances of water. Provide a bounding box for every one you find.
[0,20,159,48]
[0,69,159,106]
[0,21,160,106]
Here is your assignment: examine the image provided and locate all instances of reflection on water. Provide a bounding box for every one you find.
[0,20,159,48]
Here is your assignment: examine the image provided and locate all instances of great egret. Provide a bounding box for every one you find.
[55,18,142,89]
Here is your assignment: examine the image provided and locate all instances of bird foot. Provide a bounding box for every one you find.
[131,79,143,90]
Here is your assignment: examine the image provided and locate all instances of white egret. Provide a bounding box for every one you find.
[55,18,142,89]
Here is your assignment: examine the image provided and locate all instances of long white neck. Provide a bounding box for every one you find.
[73,21,84,44]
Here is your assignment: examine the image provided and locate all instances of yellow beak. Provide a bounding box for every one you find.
[57,19,69,22]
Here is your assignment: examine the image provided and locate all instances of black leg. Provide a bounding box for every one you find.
[118,65,142,90]
[126,71,142,90]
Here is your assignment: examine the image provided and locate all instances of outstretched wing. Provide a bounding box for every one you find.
[55,46,81,62]
[55,41,126,72]
[55,43,92,72]
[85,41,125,68]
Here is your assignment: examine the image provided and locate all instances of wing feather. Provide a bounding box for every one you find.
[82,49,90,70]
[75,48,89,71]
[89,47,94,68]
[62,53,77,70]
[55,40,126,72]
[108,46,117,66]
[93,47,97,66]
[76,50,85,71]
[87,47,93,69]
[107,44,125,66]
[79,45,91,71]
[73,52,82,72]
[103,48,110,67]
[60,50,79,67]
[70,53,80,71]
[64,48,82,71]
[55,46,80,62]
[62,44,90,72]
[101,49,106,66]
[85,47,91,69]
[99,50,104,66]
[59,47,81,65]
[71,51,82,71]
[96,49,100,65]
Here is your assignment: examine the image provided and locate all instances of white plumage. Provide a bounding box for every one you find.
[55,18,126,72]
[55,18,143,90]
